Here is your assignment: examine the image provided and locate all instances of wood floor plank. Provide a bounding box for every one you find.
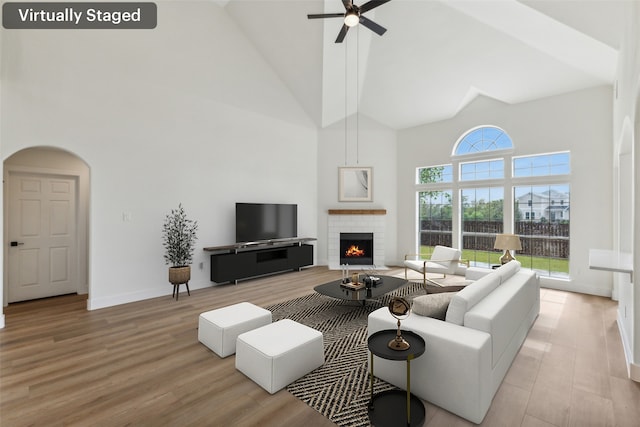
[609,375,640,427]
[568,388,615,427]
[481,382,529,426]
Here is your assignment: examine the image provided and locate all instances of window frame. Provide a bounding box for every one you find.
[416,164,454,185]
[512,151,571,178]
[513,183,570,279]
[416,127,571,278]
[416,189,454,254]
[459,158,506,181]
[452,125,514,156]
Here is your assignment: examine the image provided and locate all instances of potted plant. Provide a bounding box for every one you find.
[162,203,198,289]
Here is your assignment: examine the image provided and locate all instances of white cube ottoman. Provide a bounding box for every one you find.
[198,302,272,358]
[235,319,324,394]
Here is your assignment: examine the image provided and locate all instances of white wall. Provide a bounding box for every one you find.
[0,2,318,313]
[316,113,398,267]
[0,23,3,328]
[613,0,640,381]
[397,87,614,296]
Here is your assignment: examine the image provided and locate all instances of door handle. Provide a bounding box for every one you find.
[10,241,24,247]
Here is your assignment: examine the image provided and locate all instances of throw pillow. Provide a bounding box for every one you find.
[412,292,457,320]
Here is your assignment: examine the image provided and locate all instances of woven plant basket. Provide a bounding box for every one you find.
[169,266,191,285]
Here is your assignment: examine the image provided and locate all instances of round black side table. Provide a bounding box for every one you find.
[367,329,426,427]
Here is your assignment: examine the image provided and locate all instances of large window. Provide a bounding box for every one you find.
[461,187,504,266]
[514,185,570,278]
[418,190,452,257]
[416,126,570,277]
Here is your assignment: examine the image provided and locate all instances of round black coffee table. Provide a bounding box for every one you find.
[313,275,408,305]
[368,329,426,427]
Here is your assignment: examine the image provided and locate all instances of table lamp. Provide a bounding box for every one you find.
[494,234,522,264]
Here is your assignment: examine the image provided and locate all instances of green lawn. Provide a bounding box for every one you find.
[419,246,569,275]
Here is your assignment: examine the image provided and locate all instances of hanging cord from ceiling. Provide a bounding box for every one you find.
[356,25,360,165]
[344,31,348,166]
[343,27,361,166]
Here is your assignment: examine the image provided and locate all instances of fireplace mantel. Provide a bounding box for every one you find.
[328,209,386,215]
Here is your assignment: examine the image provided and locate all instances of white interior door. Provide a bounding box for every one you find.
[8,173,77,303]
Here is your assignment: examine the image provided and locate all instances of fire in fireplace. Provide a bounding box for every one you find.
[345,245,365,257]
[340,232,374,265]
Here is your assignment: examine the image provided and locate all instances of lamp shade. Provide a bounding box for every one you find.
[494,234,522,250]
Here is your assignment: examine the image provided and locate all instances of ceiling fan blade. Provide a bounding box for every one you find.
[359,15,387,36]
[307,13,345,19]
[358,0,391,14]
[335,24,350,43]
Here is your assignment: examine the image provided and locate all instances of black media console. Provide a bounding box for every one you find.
[203,238,316,284]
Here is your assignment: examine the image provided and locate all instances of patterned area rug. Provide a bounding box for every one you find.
[266,282,426,427]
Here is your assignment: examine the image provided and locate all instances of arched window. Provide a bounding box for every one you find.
[453,126,513,156]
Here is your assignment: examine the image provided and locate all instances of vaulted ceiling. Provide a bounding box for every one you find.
[223,0,624,130]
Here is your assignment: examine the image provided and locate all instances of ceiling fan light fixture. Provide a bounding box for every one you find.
[344,12,359,27]
[307,0,390,43]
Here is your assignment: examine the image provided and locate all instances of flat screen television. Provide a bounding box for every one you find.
[235,203,298,243]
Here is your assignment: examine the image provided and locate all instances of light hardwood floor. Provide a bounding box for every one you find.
[1,266,639,426]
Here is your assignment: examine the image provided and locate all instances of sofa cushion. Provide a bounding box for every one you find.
[412,292,457,320]
[495,260,521,284]
[445,272,501,325]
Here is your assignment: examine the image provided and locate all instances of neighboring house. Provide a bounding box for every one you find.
[516,190,570,222]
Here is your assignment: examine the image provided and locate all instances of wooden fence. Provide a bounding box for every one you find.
[420,220,569,258]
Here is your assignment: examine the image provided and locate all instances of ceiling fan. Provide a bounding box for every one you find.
[308,0,391,43]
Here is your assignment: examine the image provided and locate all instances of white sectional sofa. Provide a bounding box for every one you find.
[368,261,539,424]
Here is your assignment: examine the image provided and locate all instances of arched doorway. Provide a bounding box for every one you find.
[3,147,90,304]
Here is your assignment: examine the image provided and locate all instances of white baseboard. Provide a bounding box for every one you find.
[88,289,166,311]
[0,314,4,329]
[540,277,612,298]
[630,363,640,383]
[616,311,640,382]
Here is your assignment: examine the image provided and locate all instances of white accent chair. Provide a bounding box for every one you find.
[404,245,468,288]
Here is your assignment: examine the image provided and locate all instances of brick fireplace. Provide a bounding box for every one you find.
[328,209,386,269]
